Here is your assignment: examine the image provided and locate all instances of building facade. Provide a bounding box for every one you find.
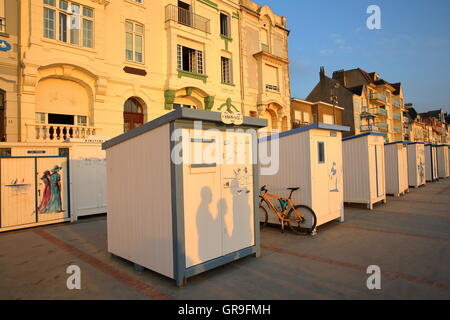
[0,0,19,142]
[0,0,291,143]
[291,98,343,128]
[239,0,291,134]
[403,105,449,144]
[307,67,405,141]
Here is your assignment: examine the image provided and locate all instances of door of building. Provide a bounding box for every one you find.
[183,129,255,268]
[124,98,144,133]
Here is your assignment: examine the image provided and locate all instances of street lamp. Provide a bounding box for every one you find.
[331,83,340,125]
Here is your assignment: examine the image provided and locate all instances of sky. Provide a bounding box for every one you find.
[262,0,450,113]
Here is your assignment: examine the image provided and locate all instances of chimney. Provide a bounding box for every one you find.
[319,66,325,80]
[332,69,346,87]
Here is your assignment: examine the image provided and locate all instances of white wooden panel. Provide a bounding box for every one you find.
[310,131,343,225]
[385,144,400,195]
[260,130,311,225]
[0,158,36,228]
[385,144,408,196]
[221,132,255,256]
[183,129,223,268]
[343,135,385,208]
[399,145,409,193]
[343,136,370,203]
[70,144,106,219]
[375,143,386,199]
[425,146,439,181]
[106,124,174,279]
[36,157,69,222]
[407,144,426,188]
[437,146,449,178]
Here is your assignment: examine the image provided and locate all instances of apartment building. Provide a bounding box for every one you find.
[0,0,18,142]
[239,0,291,134]
[307,67,405,141]
[291,98,343,128]
[0,0,291,143]
[403,105,449,144]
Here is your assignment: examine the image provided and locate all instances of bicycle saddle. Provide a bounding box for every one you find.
[287,187,300,191]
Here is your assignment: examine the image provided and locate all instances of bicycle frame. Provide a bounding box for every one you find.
[260,192,304,222]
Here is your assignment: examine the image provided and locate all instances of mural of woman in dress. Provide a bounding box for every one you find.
[38,170,51,213]
[39,165,63,213]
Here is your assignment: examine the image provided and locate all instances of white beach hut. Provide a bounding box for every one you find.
[259,123,350,231]
[425,144,439,182]
[102,108,266,287]
[384,142,409,197]
[407,142,426,188]
[0,142,107,232]
[436,145,449,179]
[342,133,387,210]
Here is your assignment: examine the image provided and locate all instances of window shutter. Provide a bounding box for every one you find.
[196,50,203,74]
[177,45,182,70]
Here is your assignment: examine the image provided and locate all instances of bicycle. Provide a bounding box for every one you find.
[259,185,317,235]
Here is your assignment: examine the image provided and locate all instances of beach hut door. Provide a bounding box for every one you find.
[372,144,384,198]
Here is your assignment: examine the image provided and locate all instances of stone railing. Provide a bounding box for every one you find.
[25,124,100,142]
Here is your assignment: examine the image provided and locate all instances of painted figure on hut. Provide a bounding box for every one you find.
[330,162,339,193]
[39,166,63,213]
[38,170,51,213]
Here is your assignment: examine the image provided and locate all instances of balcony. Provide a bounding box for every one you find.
[374,122,388,131]
[26,123,100,142]
[370,92,388,105]
[394,126,402,133]
[360,125,379,132]
[371,107,387,117]
[165,4,210,34]
[392,100,401,108]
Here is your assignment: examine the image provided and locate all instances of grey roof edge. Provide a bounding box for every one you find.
[384,140,410,146]
[102,108,268,150]
[406,141,425,145]
[342,132,387,142]
[259,122,350,143]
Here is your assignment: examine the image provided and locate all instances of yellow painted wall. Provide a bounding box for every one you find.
[1,0,290,142]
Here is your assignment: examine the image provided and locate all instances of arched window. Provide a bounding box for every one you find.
[124,97,144,133]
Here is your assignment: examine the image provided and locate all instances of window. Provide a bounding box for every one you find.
[177,1,191,26]
[318,142,325,163]
[0,148,11,157]
[134,0,143,3]
[77,115,87,126]
[221,57,232,84]
[43,0,94,48]
[59,148,70,157]
[36,112,46,124]
[220,13,230,37]
[265,64,279,91]
[124,97,144,133]
[0,17,6,34]
[177,45,204,74]
[125,21,144,63]
[48,113,74,125]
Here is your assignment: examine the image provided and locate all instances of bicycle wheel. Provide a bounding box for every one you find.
[287,205,317,235]
[259,201,269,228]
